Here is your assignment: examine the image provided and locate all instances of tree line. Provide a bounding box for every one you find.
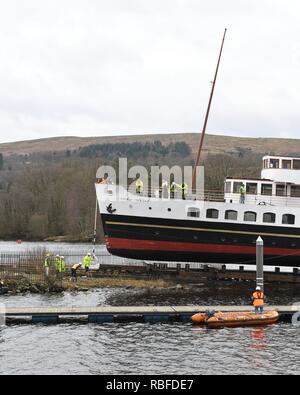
[0,144,263,242]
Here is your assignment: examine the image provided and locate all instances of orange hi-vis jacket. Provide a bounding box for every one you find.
[253,291,265,307]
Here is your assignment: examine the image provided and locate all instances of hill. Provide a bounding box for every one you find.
[1,133,300,157]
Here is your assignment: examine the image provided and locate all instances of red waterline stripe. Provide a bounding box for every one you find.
[106,238,300,256]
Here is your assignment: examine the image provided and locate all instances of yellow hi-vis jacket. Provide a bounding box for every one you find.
[240,186,246,196]
[83,255,93,269]
[136,179,144,193]
[179,183,188,193]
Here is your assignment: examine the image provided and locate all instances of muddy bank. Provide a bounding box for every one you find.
[0,276,175,295]
[0,279,64,295]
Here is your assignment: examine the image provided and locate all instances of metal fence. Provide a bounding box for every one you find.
[0,249,224,285]
[0,252,50,284]
[0,250,146,285]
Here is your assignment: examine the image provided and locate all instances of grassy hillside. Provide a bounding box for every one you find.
[1,133,300,157]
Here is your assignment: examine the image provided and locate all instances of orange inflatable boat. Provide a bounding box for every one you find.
[192,310,279,328]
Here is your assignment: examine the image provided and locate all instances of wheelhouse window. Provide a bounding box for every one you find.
[187,207,200,218]
[244,211,257,222]
[233,182,244,194]
[225,210,238,221]
[206,209,219,219]
[225,182,232,194]
[282,160,292,169]
[263,213,276,224]
[276,184,287,197]
[293,160,300,170]
[270,158,280,169]
[261,184,273,196]
[282,214,295,225]
[291,185,300,198]
[246,183,258,195]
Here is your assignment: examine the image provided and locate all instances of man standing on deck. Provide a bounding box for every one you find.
[252,286,265,315]
[240,183,246,204]
[179,183,188,200]
[135,176,144,195]
[162,180,169,199]
[170,182,178,199]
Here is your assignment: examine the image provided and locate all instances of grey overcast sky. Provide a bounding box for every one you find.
[0,0,300,143]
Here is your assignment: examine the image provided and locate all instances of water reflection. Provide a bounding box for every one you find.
[250,327,266,351]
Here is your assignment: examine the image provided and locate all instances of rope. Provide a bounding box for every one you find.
[92,197,98,260]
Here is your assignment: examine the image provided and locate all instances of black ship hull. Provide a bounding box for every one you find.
[101,214,300,267]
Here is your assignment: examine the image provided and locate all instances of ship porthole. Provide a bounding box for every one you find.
[168,208,172,212]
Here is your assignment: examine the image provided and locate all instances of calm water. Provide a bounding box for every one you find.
[0,242,300,375]
[0,240,106,254]
[0,287,299,375]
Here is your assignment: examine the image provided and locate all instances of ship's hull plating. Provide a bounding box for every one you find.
[102,214,300,267]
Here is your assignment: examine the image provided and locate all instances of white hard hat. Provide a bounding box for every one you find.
[88,253,91,256]
[256,286,261,291]
[56,254,60,258]
[61,256,65,259]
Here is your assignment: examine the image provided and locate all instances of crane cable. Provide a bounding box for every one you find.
[92,197,99,267]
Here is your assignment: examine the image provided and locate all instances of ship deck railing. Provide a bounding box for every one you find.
[122,186,300,207]
[124,186,225,203]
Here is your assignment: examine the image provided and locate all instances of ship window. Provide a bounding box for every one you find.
[293,160,300,170]
[291,185,300,198]
[244,211,257,222]
[225,210,238,221]
[233,182,244,194]
[246,183,258,195]
[261,184,273,196]
[263,159,268,169]
[282,160,292,169]
[270,158,280,169]
[276,184,287,197]
[225,182,232,194]
[187,207,200,218]
[263,213,276,224]
[282,214,295,225]
[206,209,219,219]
